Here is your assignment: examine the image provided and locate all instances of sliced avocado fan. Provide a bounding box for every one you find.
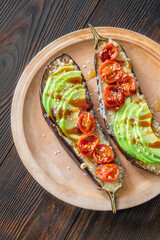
[56,84,84,129]
[46,71,81,116]
[114,97,131,153]
[136,103,160,162]
[60,88,87,141]
[43,66,90,141]
[42,66,74,111]
[53,75,82,114]
[114,98,160,165]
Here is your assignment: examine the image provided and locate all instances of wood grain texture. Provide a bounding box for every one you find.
[1,0,160,239]
[0,145,80,240]
[0,0,99,165]
[66,195,160,240]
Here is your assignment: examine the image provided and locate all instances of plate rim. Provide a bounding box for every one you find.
[11,27,160,211]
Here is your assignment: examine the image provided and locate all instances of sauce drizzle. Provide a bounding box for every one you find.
[68,98,92,110]
[87,69,96,80]
[139,112,152,120]
[153,99,160,112]
[147,141,160,148]
[66,77,82,84]
[139,121,150,127]
[66,125,82,135]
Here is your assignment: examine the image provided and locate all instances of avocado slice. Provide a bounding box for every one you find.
[60,88,88,141]
[114,99,150,161]
[135,103,160,163]
[53,75,82,114]
[126,102,143,159]
[46,71,81,116]
[114,97,131,152]
[56,84,84,128]
[115,100,154,163]
[128,103,153,164]
[118,100,144,159]
[42,66,74,112]
[114,99,160,165]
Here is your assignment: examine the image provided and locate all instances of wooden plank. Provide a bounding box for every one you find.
[66,196,160,240]
[86,0,160,38]
[0,0,100,239]
[0,0,99,165]
[139,1,160,41]
[0,145,81,239]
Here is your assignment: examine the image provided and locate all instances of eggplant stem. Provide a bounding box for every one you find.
[88,24,106,49]
[103,191,117,213]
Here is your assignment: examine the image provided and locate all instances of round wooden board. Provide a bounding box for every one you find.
[11,27,160,211]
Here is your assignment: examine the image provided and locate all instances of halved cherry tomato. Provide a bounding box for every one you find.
[117,73,136,97]
[98,61,122,84]
[78,112,96,134]
[96,164,120,182]
[99,44,119,62]
[103,85,124,111]
[78,134,99,157]
[93,144,114,164]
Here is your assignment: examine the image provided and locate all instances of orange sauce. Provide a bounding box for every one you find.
[57,108,63,119]
[55,94,62,101]
[49,108,56,122]
[131,138,136,144]
[66,77,82,84]
[87,69,96,81]
[147,141,160,148]
[139,121,150,127]
[66,125,82,135]
[68,98,92,110]
[153,99,160,112]
[55,89,62,94]
[139,112,152,120]
[64,108,78,119]
[136,98,144,104]
[129,117,135,127]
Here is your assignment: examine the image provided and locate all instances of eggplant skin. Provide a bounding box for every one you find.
[40,54,124,191]
[40,54,98,184]
[94,48,160,175]
[40,103,98,184]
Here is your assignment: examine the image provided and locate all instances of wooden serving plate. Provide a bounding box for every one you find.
[11,27,160,211]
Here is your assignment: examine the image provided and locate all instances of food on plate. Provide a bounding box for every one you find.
[89,24,160,174]
[40,54,124,213]
[78,112,96,134]
[93,144,114,164]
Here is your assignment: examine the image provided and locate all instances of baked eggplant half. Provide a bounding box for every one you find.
[89,24,160,175]
[40,54,124,213]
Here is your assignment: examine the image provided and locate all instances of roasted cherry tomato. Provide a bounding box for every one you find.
[99,44,119,62]
[117,73,136,97]
[78,112,96,134]
[103,85,124,111]
[93,144,114,164]
[78,134,99,157]
[98,61,122,84]
[96,164,120,182]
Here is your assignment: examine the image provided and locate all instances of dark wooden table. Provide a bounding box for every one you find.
[1,0,160,239]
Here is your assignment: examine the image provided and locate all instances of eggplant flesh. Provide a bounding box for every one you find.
[89,24,160,175]
[40,54,124,213]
